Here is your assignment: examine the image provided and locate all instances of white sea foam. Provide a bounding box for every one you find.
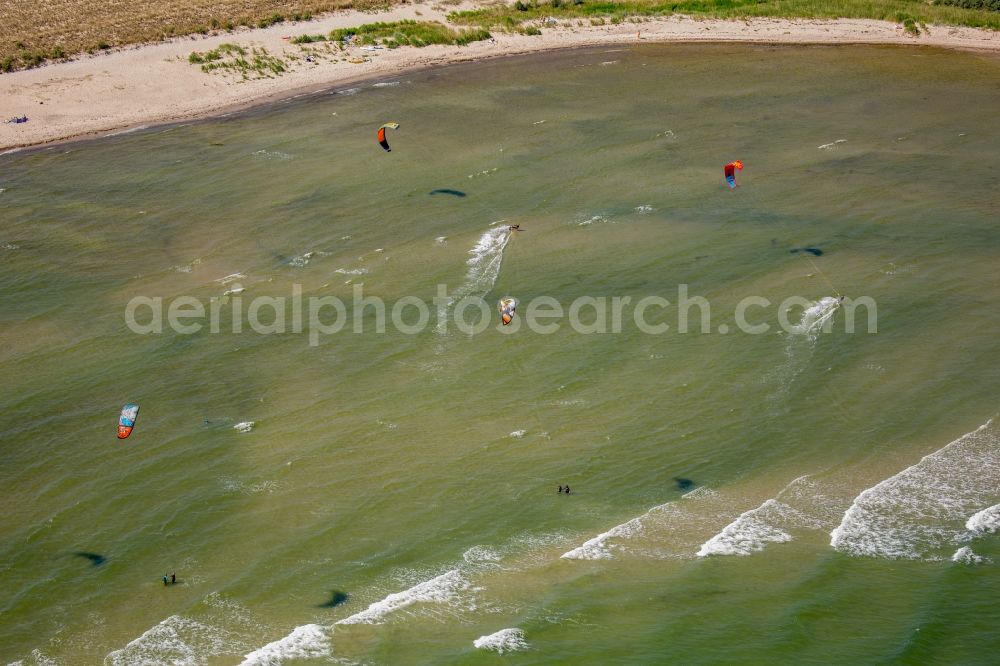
[371,81,400,88]
[577,215,610,226]
[334,268,369,275]
[697,476,841,557]
[467,167,498,178]
[951,546,989,565]
[562,512,647,560]
[831,420,1000,559]
[239,624,330,666]
[951,546,987,564]
[336,569,472,625]
[473,628,529,654]
[221,477,277,495]
[463,545,503,564]
[508,430,527,439]
[634,205,654,214]
[818,139,847,150]
[15,651,56,665]
[252,150,294,160]
[7,649,59,666]
[951,546,993,564]
[966,504,1000,534]
[104,615,240,666]
[697,499,794,556]
[2,242,19,250]
[563,488,724,560]
[338,87,360,95]
[233,421,254,433]
[289,252,313,267]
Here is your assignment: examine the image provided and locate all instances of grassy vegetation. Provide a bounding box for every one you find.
[188,43,288,78]
[0,0,362,72]
[449,0,1000,33]
[2,0,997,73]
[292,33,329,43]
[937,0,1000,9]
[329,20,492,47]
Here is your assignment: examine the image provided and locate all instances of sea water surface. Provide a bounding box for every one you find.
[1,44,999,665]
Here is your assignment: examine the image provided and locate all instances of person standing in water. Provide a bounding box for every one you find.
[564,486,571,495]
[163,575,169,586]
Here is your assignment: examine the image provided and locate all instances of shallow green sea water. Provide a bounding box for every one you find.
[1,44,999,665]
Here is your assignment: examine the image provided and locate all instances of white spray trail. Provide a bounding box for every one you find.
[436,226,512,334]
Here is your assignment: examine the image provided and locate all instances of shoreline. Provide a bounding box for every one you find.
[2,6,999,153]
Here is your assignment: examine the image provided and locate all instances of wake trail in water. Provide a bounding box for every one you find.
[437,226,511,335]
[761,296,841,405]
[830,419,1000,560]
[792,297,841,339]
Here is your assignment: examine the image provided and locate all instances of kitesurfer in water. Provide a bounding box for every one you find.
[508,224,520,232]
[564,485,571,495]
[558,485,563,493]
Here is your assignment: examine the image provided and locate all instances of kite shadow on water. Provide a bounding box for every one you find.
[429,189,467,197]
[72,552,107,567]
[790,247,823,256]
[318,590,350,608]
[674,478,695,492]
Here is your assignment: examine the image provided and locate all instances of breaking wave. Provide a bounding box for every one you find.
[473,628,529,654]
[697,499,794,557]
[335,569,473,625]
[239,624,330,666]
[562,487,726,560]
[697,476,841,557]
[104,615,245,666]
[951,546,989,565]
[830,419,1000,559]
[966,504,1000,534]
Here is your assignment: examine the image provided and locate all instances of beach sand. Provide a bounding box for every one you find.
[1,2,998,152]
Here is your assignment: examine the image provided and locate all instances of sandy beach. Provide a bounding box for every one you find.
[1,2,998,152]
